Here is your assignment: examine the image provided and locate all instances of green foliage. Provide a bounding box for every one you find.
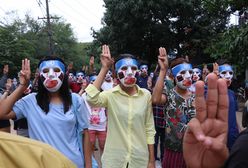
[91,0,230,68]
[205,24,248,75]
[0,13,87,77]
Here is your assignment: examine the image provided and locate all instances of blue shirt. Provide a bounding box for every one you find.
[227,89,239,150]
[136,75,149,89]
[13,93,89,168]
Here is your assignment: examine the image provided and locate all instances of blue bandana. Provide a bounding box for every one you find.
[219,65,233,73]
[76,72,85,77]
[89,75,97,82]
[172,63,192,77]
[115,58,138,72]
[39,60,65,73]
[140,64,148,70]
[193,68,202,74]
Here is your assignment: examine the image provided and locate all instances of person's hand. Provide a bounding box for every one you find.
[183,73,229,168]
[3,64,9,75]
[5,79,12,91]
[68,62,73,70]
[19,59,31,87]
[158,47,168,71]
[101,45,114,69]
[213,62,219,76]
[89,56,94,66]
[202,64,209,75]
[147,76,152,90]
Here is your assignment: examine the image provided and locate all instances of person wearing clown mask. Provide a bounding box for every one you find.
[136,64,150,89]
[0,57,92,168]
[68,72,76,83]
[70,71,86,93]
[86,45,156,168]
[218,63,239,150]
[81,73,107,160]
[152,47,196,168]
[189,68,202,93]
[101,70,114,91]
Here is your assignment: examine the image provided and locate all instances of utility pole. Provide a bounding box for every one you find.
[38,0,58,56]
[45,0,53,56]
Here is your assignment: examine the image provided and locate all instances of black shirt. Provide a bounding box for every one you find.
[224,128,248,168]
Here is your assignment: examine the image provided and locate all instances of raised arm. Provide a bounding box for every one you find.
[0,59,30,119]
[92,45,114,90]
[0,64,8,89]
[88,55,95,75]
[152,47,168,105]
[183,73,229,168]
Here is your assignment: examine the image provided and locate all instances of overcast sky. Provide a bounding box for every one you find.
[0,0,105,42]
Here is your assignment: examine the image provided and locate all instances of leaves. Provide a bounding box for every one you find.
[92,0,231,67]
[0,13,85,77]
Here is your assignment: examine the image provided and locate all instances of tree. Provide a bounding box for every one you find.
[91,0,230,68]
[0,12,84,76]
[205,1,248,76]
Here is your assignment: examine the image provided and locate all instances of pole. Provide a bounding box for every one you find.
[45,0,53,56]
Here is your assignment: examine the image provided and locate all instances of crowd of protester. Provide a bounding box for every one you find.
[0,45,247,168]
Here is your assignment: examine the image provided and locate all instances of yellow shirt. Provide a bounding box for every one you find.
[86,84,155,168]
[0,132,76,168]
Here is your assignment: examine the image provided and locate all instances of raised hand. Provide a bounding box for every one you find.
[89,56,94,66]
[5,79,12,91]
[19,59,31,87]
[3,64,9,75]
[101,45,114,69]
[68,62,73,70]
[213,62,219,76]
[183,73,229,168]
[158,47,168,71]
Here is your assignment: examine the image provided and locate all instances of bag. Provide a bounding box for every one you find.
[71,93,99,168]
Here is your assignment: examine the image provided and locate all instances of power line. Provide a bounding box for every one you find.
[74,0,102,20]
[59,0,96,24]
[35,0,47,18]
[49,0,91,26]
[0,5,6,14]
[38,0,59,56]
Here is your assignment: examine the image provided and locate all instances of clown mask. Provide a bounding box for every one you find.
[105,70,112,82]
[219,65,233,87]
[192,68,201,82]
[89,75,97,84]
[115,57,138,87]
[76,72,85,84]
[140,64,148,77]
[172,63,193,90]
[68,73,75,82]
[39,60,65,92]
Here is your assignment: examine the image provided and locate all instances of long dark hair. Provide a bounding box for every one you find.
[36,56,72,114]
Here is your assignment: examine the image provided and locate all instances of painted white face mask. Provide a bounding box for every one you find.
[219,65,233,87]
[76,72,85,83]
[68,73,74,82]
[39,60,65,92]
[192,68,201,82]
[172,63,193,90]
[105,70,112,81]
[13,78,18,86]
[115,57,138,87]
[140,65,148,76]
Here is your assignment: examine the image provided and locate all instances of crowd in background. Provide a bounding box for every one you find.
[0,45,247,168]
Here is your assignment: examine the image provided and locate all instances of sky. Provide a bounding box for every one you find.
[0,0,105,42]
